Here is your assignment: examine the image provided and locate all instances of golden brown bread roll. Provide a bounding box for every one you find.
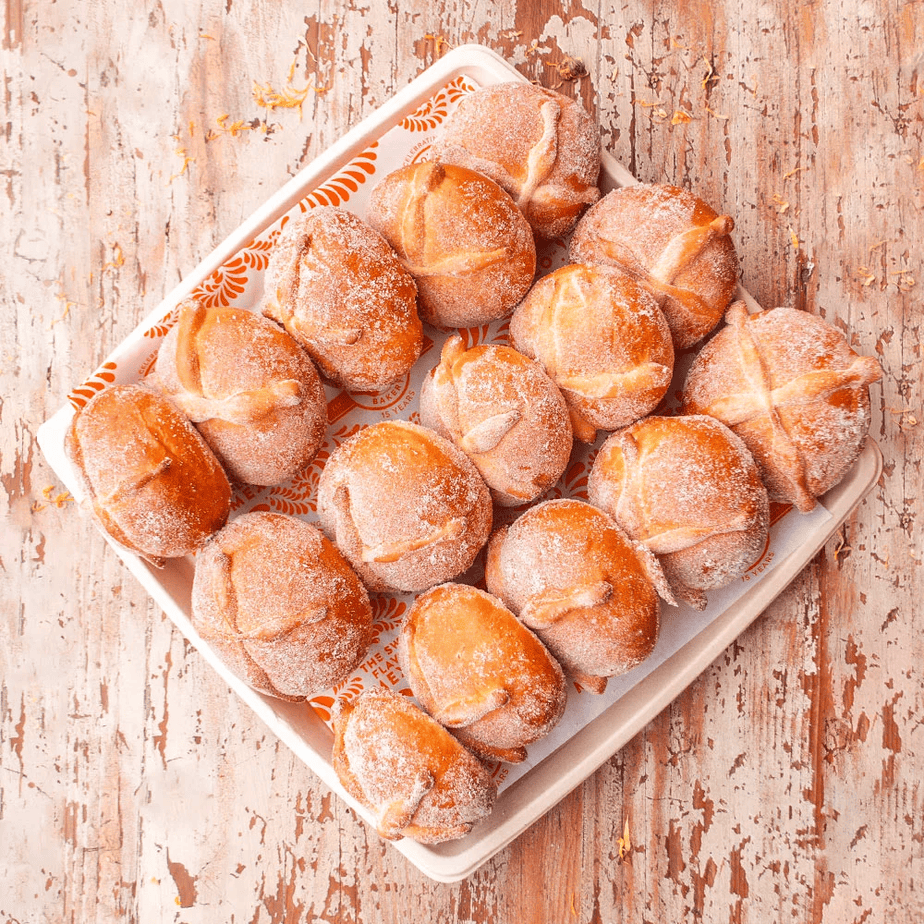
[332,687,497,843]
[569,183,739,349]
[419,334,573,506]
[64,383,231,565]
[316,421,493,593]
[398,583,567,763]
[588,415,770,610]
[262,206,422,390]
[191,512,373,701]
[149,300,327,486]
[366,161,536,330]
[681,303,884,512]
[429,82,601,238]
[484,498,673,693]
[509,263,674,443]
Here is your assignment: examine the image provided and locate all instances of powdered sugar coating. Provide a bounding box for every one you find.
[510,263,674,443]
[430,82,601,239]
[331,688,497,844]
[65,383,231,564]
[191,512,373,701]
[366,162,536,329]
[588,415,769,609]
[484,498,664,693]
[398,583,567,763]
[262,206,422,390]
[316,420,493,593]
[570,184,739,349]
[150,301,327,486]
[681,304,883,512]
[419,335,573,506]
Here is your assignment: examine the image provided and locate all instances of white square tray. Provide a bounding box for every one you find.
[37,44,883,883]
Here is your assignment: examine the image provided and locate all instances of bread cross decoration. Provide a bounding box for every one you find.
[95,449,172,514]
[430,335,523,455]
[515,97,560,214]
[519,579,614,631]
[276,234,365,347]
[609,427,756,556]
[436,96,563,215]
[209,540,329,640]
[196,548,281,697]
[693,303,883,511]
[171,301,303,424]
[596,208,734,338]
[432,687,511,729]
[393,162,512,278]
[329,481,467,565]
[546,269,673,398]
[375,768,436,840]
[535,268,672,440]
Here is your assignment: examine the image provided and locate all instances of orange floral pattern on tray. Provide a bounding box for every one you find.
[399,74,476,131]
[370,596,407,645]
[190,255,250,308]
[544,452,596,502]
[255,448,330,516]
[337,675,367,699]
[188,232,278,310]
[67,361,118,410]
[457,321,511,350]
[252,485,314,517]
[298,142,379,210]
[143,304,182,339]
[309,675,366,722]
[240,233,277,272]
[327,421,365,448]
[307,697,335,723]
[457,325,490,350]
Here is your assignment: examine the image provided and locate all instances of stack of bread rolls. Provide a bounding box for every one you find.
[64,75,884,847]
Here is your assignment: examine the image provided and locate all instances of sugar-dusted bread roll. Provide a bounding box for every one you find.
[262,206,422,390]
[399,583,567,763]
[682,304,883,512]
[570,183,739,349]
[485,498,673,693]
[588,415,770,610]
[366,161,536,330]
[430,82,601,238]
[65,383,231,565]
[332,688,497,844]
[191,512,373,700]
[149,300,327,486]
[509,263,674,443]
[317,421,493,593]
[419,334,572,506]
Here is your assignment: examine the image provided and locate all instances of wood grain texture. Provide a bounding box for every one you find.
[2,0,921,921]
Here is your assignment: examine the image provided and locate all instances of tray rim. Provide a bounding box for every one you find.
[36,42,885,883]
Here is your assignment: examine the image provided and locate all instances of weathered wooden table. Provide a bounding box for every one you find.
[3,1,922,921]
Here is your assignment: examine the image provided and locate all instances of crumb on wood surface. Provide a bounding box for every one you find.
[617,817,631,859]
